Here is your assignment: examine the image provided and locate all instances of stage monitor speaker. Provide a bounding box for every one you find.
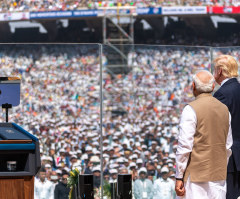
[78,174,94,199]
[117,174,132,199]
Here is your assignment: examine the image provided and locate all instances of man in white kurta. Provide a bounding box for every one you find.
[175,70,233,199]
[34,168,54,199]
[134,167,154,199]
[153,167,175,199]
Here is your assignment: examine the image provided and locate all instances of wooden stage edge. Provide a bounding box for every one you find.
[0,140,32,144]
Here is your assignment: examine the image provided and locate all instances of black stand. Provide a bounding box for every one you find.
[2,103,12,123]
[117,174,132,199]
[111,183,117,199]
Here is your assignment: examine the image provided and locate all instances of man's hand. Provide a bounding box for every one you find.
[175,180,185,196]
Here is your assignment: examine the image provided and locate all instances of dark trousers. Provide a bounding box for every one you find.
[226,172,240,199]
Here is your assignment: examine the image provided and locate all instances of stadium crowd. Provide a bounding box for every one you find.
[0,44,236,199]
[0,0,240,12]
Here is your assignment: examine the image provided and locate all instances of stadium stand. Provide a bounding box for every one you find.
[1,0,240,12]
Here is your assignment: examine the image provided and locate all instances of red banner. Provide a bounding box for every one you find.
[207,6,240,14]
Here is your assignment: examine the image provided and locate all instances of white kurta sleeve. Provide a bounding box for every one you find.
[175,105,197,179]
[226,112,233,163]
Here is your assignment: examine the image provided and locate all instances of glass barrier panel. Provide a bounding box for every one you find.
[102,44,211,199]
[0,44,101,199]
[0,43,219,199]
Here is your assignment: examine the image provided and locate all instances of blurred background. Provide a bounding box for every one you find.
[0,1,240,199]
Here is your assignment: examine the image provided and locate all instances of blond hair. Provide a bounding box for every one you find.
[214,55,238,78]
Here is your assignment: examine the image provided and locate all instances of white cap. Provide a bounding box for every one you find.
[108,147,114,151]
[92,141,99,146]
[103,154,109,158]
[81,154,88,160]
[117,157,124,163]
[168,163,173,168]
[72,162,82,171]
[70,155,77,160]
[110,169,118,174]
[161,167,169,173]
[59,149,65,153]
[113,163,119,168]
[112,136,118,140]
[135,142,140,147]
[63,167,71,172]
[92,166,101,172]
[103,140,109,144]
[115,131,121,136]
[90,156,100,163]
[86,146,92,151]
[113,143,119,148]
[138,167,147,175]
[76,150,82,154]
[56,169,62,174]
[95,150,100,155]
[134,150,141,154]
[164,148,170,153]
[144,151,149,156]
[47,156,53,161]
[45,164,51,168]
[136,159,143,164]
[132,154,138,159]
[129,162,136,168]
[169,154,176,159]
[41,155,48,161]
[152,140,157,145]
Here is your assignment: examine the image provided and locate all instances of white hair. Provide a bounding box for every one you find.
[193,70,215,93]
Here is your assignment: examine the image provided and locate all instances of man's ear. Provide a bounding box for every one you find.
[218,67,223,76]
[212,82,215,91]
[192,82,195,90]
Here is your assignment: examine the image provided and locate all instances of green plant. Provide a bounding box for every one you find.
[103,181,111,199]
[67,168,80,199]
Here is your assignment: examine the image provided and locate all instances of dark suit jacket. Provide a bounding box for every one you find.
[214,78,240,172]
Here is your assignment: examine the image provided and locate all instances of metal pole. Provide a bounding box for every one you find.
[74,184,77,199]
[113,183,115,199]
[99,44,104,199]
[77,174,80,199]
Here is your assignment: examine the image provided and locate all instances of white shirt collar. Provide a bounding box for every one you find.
[221,78,232,87]
[160,178,169,182]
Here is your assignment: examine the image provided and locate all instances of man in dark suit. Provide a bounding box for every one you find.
[213,54,240,199]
